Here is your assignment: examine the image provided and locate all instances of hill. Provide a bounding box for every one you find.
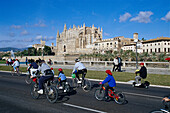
[0,47,28,52]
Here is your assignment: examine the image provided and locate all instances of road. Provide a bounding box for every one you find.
[0,71,169,113]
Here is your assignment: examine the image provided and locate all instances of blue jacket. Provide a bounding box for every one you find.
[102,74,116,87]
[30,62,38,69]
[58,73,66,81]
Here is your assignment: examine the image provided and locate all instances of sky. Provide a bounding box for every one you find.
[0,0,169,48]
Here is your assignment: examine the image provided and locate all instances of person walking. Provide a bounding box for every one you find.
[112,56,118,72]
[118,55,122,72]
[26,57,28,65]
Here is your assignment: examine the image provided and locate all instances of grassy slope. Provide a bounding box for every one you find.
[0,66,169,86]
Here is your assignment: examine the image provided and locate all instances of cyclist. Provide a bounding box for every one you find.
[135,63,147,85]
[162,95,170,111]
[99,70,116,100]
[27,60,39,78]
[35,60,54,94]
[72,59,87,85]
[12,59,20,72]
[57,68,67,92]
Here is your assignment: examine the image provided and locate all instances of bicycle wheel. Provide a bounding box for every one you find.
[11,69,15,76]
[17,70,22,76]
[94,89,105,101]
[30,83,40,99]
[72,78,79,89]
[46,86,58,103]
[82,79,91,92]
[65,83,70,93]
[114,92,126,105]
[25,74,32,84]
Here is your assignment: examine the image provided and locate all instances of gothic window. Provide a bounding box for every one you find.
[64,45,66,52]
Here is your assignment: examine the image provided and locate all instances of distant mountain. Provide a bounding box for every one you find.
[0,47,29,52]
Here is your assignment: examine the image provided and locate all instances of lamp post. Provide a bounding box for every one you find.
[42,47,44,59]
[134,39,138,69]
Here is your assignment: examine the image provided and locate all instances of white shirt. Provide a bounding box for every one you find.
[12,61,20,67]
[114,58,118,65]
[8,59,12,62]
[73,62,86,72]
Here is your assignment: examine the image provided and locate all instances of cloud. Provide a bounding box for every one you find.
[35,35,43,40]
[0,39,13,42]
[161,11,170,22]
[34,20,47,27]
[20,30,29,36]
[119,13,132,22]
[17,38,34,42]
[46,36,55,41]
[9,32,16,37]
[11,25,21,29]
[104,32,110,37]
[130,11,153,23]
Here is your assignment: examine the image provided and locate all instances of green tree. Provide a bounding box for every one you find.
[43,46,52,55]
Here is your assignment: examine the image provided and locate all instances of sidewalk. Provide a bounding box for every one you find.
[1,64,169,75]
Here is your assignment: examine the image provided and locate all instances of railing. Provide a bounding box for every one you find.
[53,61,170,69]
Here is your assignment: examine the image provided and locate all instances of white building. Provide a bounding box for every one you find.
[142,37,170,53]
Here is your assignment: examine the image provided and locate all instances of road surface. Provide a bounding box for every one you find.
[0,71,169,113]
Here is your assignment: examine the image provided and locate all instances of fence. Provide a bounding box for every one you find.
[53,61,170,69]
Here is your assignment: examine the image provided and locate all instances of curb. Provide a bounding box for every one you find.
[1,70,170,89]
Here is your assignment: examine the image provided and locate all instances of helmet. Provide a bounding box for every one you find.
[139,63,144,65]
[29,64,31,66]
[58,68,62,71]
[72,74,76,78]
[105,70,112,75]
[16,59,18,61]
[75,58,80,62]
[51,67,53,70]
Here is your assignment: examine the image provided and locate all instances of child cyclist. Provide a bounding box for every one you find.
[58,68,67,91]
[99,70,116,100]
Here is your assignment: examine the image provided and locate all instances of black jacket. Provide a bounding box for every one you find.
[136,66,147,79]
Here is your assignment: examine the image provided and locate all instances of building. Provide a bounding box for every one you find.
[93,36,134,54]
[56,24,102,55]
[32,39,46,51]
[142,37,170,53]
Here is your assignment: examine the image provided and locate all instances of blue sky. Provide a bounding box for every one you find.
[0,0,169,48]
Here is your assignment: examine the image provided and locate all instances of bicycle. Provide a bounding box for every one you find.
[11,66,22,76]
[25,71,32,84]
[56,78,71,93]
[94,84,126,105]
[71,73,91,92]
[30,75,58,103]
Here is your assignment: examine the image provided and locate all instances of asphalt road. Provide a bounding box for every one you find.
[0,71,169,113]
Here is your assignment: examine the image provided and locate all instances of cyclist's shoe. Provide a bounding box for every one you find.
[77,80,82,84]
[37,89,43,94]
[135,83,141,86]
[64,89,67,92]
[83,85,87,89]
[48,89,53,95]
[104,96,110,102]
[59,86,63,89]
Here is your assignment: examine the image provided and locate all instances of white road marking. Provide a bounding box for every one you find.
[124,92,162,99]
[63,103,107,113]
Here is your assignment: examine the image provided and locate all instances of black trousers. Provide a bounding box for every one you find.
[105,85,114,97]
[76,69,87,85]
[163,101,170,111]
[112,64,118,72]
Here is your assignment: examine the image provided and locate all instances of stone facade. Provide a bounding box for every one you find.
[56,24,102,55]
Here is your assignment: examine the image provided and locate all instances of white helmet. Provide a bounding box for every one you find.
[75,58,80,62]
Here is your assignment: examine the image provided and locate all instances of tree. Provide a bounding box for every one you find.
[142,37,146,41]
[43,46,52,55]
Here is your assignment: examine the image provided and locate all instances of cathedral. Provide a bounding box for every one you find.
[56,23,103,55]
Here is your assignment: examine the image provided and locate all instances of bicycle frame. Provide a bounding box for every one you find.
[101,85,119,99]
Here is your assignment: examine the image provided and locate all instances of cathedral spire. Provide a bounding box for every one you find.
[73,24,76,29]
[83,23,85,27]
[57,30,60,38]
[98,27,100,32]
[64,24,67,32]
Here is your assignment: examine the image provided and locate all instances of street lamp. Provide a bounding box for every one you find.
[42,47,44,59]
[134,39,138,69]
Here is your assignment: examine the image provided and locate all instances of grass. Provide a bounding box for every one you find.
[0,65,170,86]
[0,60,6,64]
